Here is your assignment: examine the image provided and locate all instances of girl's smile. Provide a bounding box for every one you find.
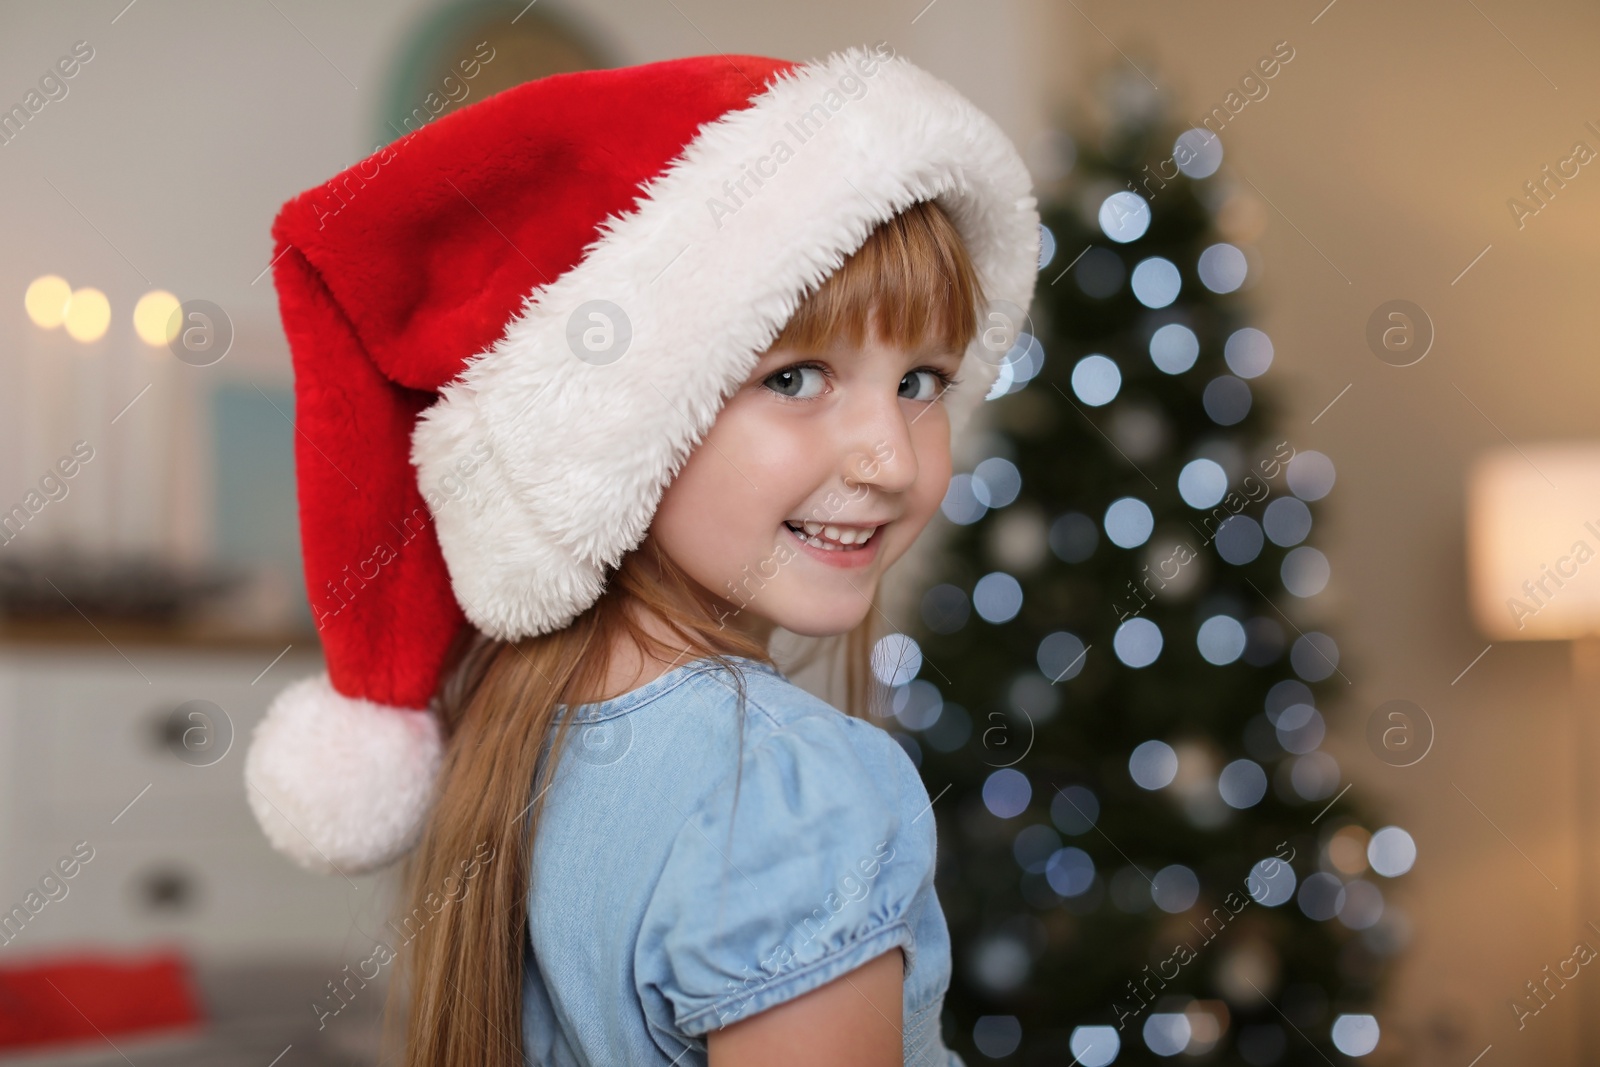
[782,518,887,567]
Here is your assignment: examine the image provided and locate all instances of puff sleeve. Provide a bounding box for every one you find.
[635,709,936,1039]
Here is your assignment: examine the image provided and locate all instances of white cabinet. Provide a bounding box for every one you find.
[0,643,401,965]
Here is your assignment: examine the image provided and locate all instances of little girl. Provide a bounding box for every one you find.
[248,44,1038,1066]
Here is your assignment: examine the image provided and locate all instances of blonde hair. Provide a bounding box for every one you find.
[384,197,986,1066]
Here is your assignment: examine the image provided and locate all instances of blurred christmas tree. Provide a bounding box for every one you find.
[891,62,1409,1066]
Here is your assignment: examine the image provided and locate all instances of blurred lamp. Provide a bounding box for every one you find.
[1468,441,1600,1058]
[1467,443,1600,640]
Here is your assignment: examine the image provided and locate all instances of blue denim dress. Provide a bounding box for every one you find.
[519,655,965,1066]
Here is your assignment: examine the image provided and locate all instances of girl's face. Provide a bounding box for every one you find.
[647,321,966,642]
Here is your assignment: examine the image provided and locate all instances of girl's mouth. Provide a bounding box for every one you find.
[783,520,880,551]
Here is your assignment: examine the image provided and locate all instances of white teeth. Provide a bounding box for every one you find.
[786,521,878,550]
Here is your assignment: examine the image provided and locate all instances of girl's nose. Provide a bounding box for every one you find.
[840,407,919,496]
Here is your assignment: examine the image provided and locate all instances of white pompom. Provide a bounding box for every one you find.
[245,671,443,876]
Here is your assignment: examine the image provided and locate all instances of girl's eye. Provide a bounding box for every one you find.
[761,362,962,403]
[763,363,828,401]
[900,368,960,403]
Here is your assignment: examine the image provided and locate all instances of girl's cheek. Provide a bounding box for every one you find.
[916,420,954,484]
[909,440,954,529]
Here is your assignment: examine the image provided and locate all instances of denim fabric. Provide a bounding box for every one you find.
[520,655,965,1066]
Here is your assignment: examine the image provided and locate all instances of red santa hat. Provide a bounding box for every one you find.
[245,43,1040,875]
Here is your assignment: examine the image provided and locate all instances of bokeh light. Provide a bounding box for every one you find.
[1291,752,1341,800]
[920,583,971,635]
[1149,322,1199,374]
[1368,826,1417,877]
[1219,759,1268,808]
[1202,375,1252,425]
[1286,450,1337,500]
[1050,511,1098,562]
[1223,327,1273,377]
[1072,354,1122,406]
[1152,864,1200,912]
[973,1016,1024,1058]
[1104,497,1154,548]
[1070,1025,1120,1067]
[1114,618,1163,668]
[1247,856,1297,906]
[1129,739,1178,789]
[1037,631,1088,682]
[1263,496,1312,546]
[983,768,1033,819]
[972,457,1022,508]
[1297,871,1346,921]
[973,572,1024,623]
[1178,458,1228,509]
[1012,824,1061,873]
[1051,785,1100,834]
[941,473,988,525]
[1131,256,1181,308]
[892,679,944,731]
[1099,191,1151,242]
[1214,514,1265,564]
[1338,879,1385,930]
[1174,127,1223,177]
[63,286,110,342]
[1266,680,1313,724]
[133,289,181,346]
[1197,615,1247,665]
[1328,825,1371,875]
[25,274,72,328]
[1144,1013,1191,1056]
[1198,243,1248,293]
[1291,632,1340,682]
[870,633,922,687]
[1047,847,1096,897]
[1331,1014,1380,1057]
[1282,546,1331,597]
[1276,705,1325,754]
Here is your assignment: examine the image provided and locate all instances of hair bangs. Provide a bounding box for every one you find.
[771,198,985,357]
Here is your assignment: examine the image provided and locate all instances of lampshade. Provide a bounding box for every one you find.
[1466,443,1600,640]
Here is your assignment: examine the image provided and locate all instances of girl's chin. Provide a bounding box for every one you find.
[767,595,877,639]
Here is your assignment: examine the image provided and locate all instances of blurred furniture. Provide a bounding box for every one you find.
[0,554,245,625]
[1467,442,1600,1057]
[0,629,397,960]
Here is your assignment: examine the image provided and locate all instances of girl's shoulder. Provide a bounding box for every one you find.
[675,656,922,781]
[633,658,942,1038]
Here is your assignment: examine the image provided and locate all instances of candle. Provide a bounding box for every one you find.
[19,276,72,552]
[63,286,112,558]
[115,330,174,561]
[17,325,71,551]
[123,290,182,562]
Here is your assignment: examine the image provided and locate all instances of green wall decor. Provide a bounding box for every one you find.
[377,0,611,146]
